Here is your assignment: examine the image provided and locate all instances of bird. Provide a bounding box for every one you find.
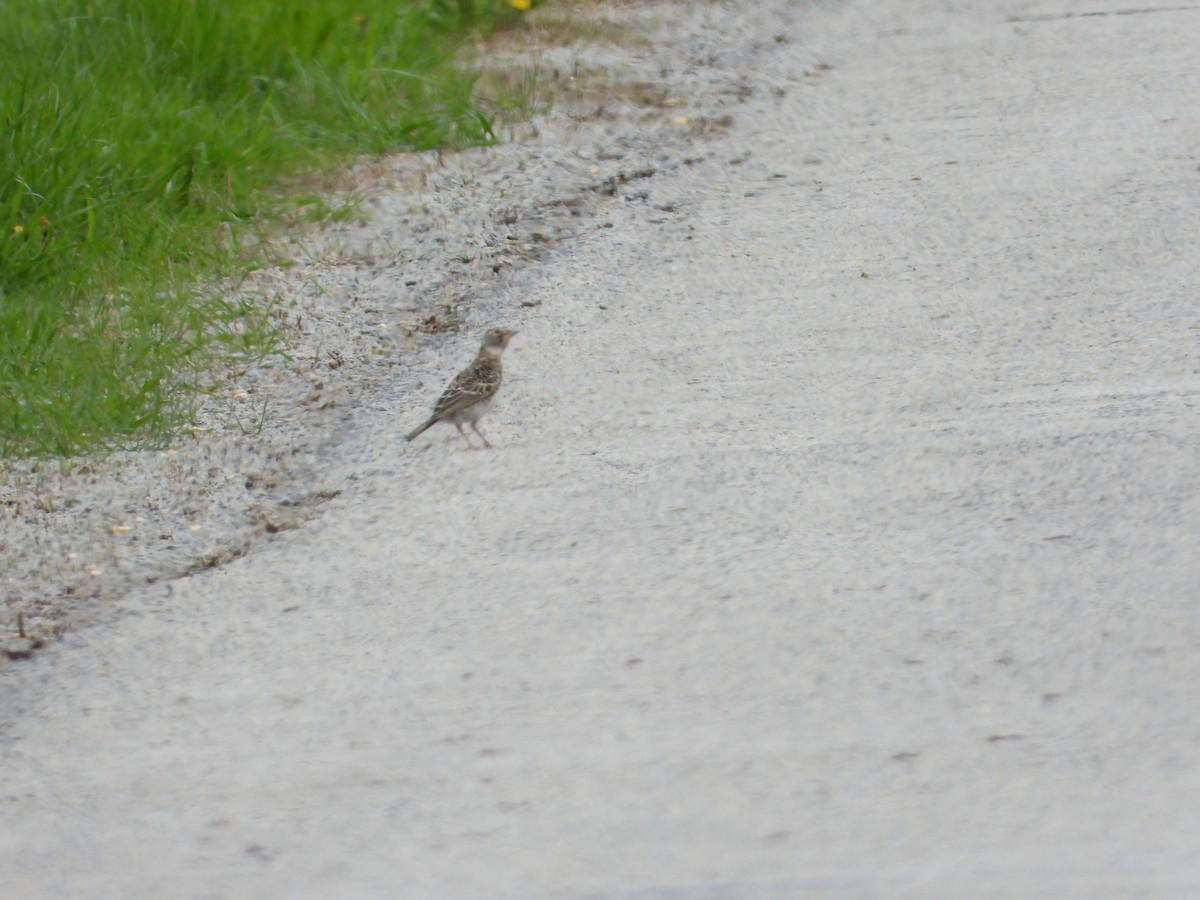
[405,327,518,449]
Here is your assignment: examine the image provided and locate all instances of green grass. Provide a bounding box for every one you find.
[0,0,530,457]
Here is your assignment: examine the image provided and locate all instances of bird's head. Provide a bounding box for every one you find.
[481,327,518,353]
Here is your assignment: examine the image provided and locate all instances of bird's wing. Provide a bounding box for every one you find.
[431,358,501,419]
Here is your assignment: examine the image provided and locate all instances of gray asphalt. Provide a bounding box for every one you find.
[3,0,1200,896]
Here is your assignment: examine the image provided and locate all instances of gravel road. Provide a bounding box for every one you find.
[3,0,1200,896]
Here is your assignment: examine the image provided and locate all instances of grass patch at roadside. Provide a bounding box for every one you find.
[1,0,530,457]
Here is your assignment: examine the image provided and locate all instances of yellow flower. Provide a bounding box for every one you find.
[507,0,531,10]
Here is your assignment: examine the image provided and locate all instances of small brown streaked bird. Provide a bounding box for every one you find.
[405,327,518,449]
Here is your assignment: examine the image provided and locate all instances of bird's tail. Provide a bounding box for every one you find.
[406,418,435,442]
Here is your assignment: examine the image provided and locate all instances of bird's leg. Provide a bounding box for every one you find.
[455,422,478,450]
[470,422,493,449]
